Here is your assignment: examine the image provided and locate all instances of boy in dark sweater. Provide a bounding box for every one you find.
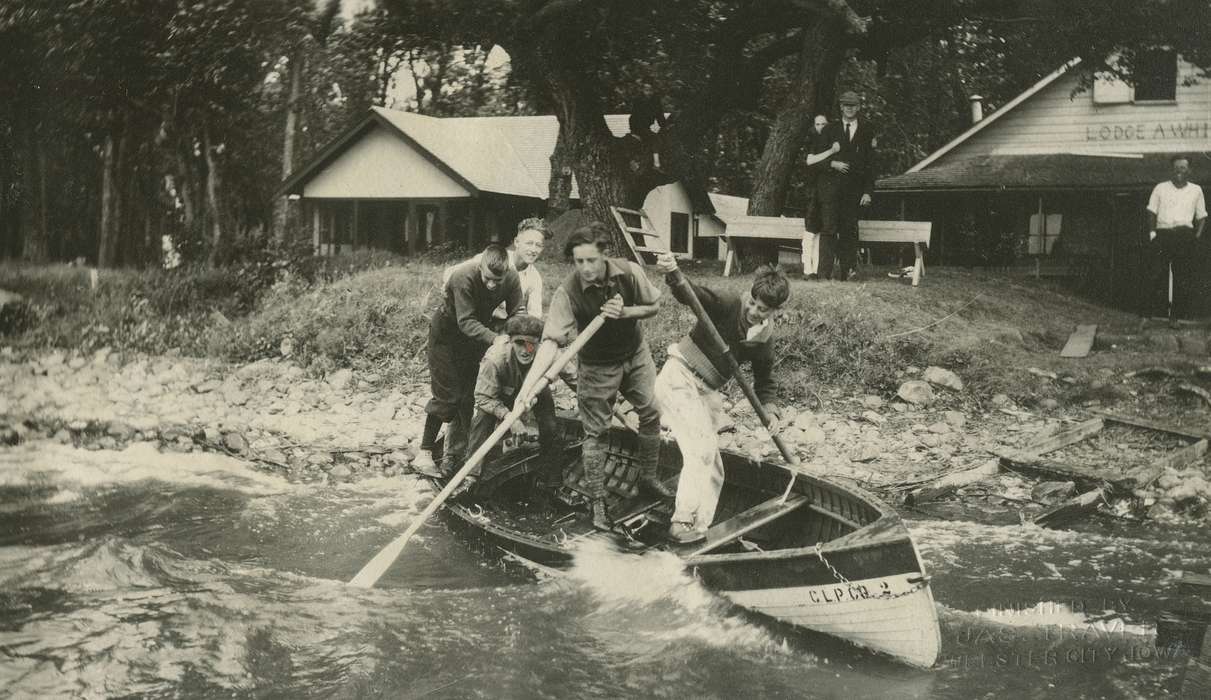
[652,252,790,544]
[415,245,523,478]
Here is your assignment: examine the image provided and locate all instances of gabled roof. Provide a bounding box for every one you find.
[278,107,634,200]
[880,153,1186,192]
[905,58,1082,174]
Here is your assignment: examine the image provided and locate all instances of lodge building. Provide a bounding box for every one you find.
[876,52,1211,314]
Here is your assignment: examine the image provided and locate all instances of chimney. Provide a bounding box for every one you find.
[969,95,984,124]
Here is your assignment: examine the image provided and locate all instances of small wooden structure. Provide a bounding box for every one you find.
[858,220,932,286]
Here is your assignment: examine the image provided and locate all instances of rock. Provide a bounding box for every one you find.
[223,431,248,454]
[800,426,827,444]
[1040,398,1060,410]
[923,366,963,391]
[362,372,382,385]
[203,426,223,443]
[222,386,248,406]
[1032,480,1076,504]
[792,412,819,432]
[327,369,353,390]
[919,434,943,448]
[68,356,87,370]
[927,422,951,434]
[387,450,414,468]
[990,393,1011,406]
[891,402,907,413]
[861,410,885,426]
[53,429,72,444]
[106,422,135,440]
[280,337,294,358]
[905,366,921,375]
[329,464,353,480]
[943,411,966,428]
[68,419,89,432]
[860,395,884,410]
[851,443,881,462]
[897,380,935,406]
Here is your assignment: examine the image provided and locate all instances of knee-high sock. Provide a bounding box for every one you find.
[636,433,661,479]
[581,435,609,501]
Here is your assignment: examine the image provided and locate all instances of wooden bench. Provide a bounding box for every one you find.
[684,493,808,557]
[858,220,932,287]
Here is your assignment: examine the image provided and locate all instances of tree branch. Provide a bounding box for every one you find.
[788,0,867,35]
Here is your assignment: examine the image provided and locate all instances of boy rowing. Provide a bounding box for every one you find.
[652,252,789,544]
[517,222,671,531]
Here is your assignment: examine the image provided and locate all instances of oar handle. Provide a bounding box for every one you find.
[348,314,607,589]
[666,268,799,467]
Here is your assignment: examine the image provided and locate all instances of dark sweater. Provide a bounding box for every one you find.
[667,275,776,403]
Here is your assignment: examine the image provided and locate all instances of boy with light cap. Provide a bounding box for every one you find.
[450,314,560,499]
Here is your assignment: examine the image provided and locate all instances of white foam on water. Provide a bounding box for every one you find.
[563,538,794,660]
[0,441,292,496]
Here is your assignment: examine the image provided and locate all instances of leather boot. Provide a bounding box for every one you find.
[582,436,612,531]
[590,499,612,531]
[636,433,674,500]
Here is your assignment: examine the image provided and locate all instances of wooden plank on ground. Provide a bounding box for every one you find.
[1159,609,1211,656]
[1060,324,1098,358]
[1179,572,1211,598]
[990,447,1115,490]
[1031,487,1104,527]
[686,494,808,557]
[1017,418,1105,458]
[1093,411,1211,441]
[906,458,1000,505]
[1122,439,1209,490]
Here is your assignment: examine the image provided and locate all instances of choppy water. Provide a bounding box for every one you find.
[1,441,1205,698]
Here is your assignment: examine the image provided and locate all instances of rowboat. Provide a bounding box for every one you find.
[435,416,942,668]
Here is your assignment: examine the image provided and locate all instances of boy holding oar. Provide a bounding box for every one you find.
[517,222,670,531]
[652,253,789,544]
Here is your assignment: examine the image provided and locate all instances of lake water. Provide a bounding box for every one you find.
[1,441,1205,698]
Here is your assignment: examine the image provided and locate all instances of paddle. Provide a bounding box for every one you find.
[348,315,607,589]
[662,265,802,501]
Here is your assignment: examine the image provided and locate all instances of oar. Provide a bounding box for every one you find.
[349,315,607,589]
[663,266,802,501]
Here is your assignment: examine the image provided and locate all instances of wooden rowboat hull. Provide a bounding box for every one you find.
[438,419,942,668]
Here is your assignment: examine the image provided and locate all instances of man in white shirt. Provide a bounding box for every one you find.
[1147,155,1207,320]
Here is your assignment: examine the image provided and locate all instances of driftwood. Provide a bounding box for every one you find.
[1121,439,1209,490]
[1030,487,1104,527]
[1092,411,1211,441]
[905,458,1000,505]
[1179,383,1211,409]
[1125,366,1186,380]
[1022,418,1104,456]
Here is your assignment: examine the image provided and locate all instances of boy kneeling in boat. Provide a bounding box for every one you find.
[450,314,559,499]
[517,222,671,531]
[653,253,789,545]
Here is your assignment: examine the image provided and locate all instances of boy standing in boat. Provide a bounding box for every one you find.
[652,253,789,544]
[415,245,523,479]
[517,222,671,531]
[450,314,560,499]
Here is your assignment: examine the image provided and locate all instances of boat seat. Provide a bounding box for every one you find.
[562,435,649,501]
[684,494,809,557]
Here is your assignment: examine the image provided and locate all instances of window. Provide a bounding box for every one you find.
[1028,199,1062,256]
[1133,49,1177,102]
[670,212,689,254]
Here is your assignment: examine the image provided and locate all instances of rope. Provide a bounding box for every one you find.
[880,293,985,340]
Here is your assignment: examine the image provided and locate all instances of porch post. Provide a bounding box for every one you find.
[438,201,449,245]
[311,202,320,253]
[406,201,417,254]
[467,201,478,249]
[352,200,360,251]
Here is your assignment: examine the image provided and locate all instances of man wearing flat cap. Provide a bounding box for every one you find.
[821,90,878,281]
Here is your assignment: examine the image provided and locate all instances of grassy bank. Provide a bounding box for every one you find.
[1,256,1147,403]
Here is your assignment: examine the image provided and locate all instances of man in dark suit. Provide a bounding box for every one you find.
[822,90,877,281]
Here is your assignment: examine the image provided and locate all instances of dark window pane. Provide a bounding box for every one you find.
[670,212,689,253]
[1134,49,1177,101]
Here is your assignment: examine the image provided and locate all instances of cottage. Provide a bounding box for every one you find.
[877,52,1211,313]
[278,107,719,258]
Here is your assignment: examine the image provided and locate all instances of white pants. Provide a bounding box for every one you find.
[801,229,820,275]
[654,351,727,530]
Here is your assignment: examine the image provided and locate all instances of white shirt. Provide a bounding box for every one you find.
[1148,180,1207,229]
[442,250,544,319]
[842,119,858,140]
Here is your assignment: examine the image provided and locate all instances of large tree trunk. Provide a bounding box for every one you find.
[20,135,49,263]
[273,50,304,243]
[747,21,844,216]
[98,129,124,268]
[545,127,573,220]
[203,125,226,267]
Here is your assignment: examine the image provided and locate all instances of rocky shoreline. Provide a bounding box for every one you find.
[3,347,1208,522]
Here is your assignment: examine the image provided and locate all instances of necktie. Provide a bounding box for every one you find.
[846,122,853,141]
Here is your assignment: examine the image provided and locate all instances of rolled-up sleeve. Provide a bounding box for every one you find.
[542,287,578,346]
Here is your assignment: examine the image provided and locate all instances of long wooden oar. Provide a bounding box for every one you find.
[664,267,802,501]
[349,315,607,588]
